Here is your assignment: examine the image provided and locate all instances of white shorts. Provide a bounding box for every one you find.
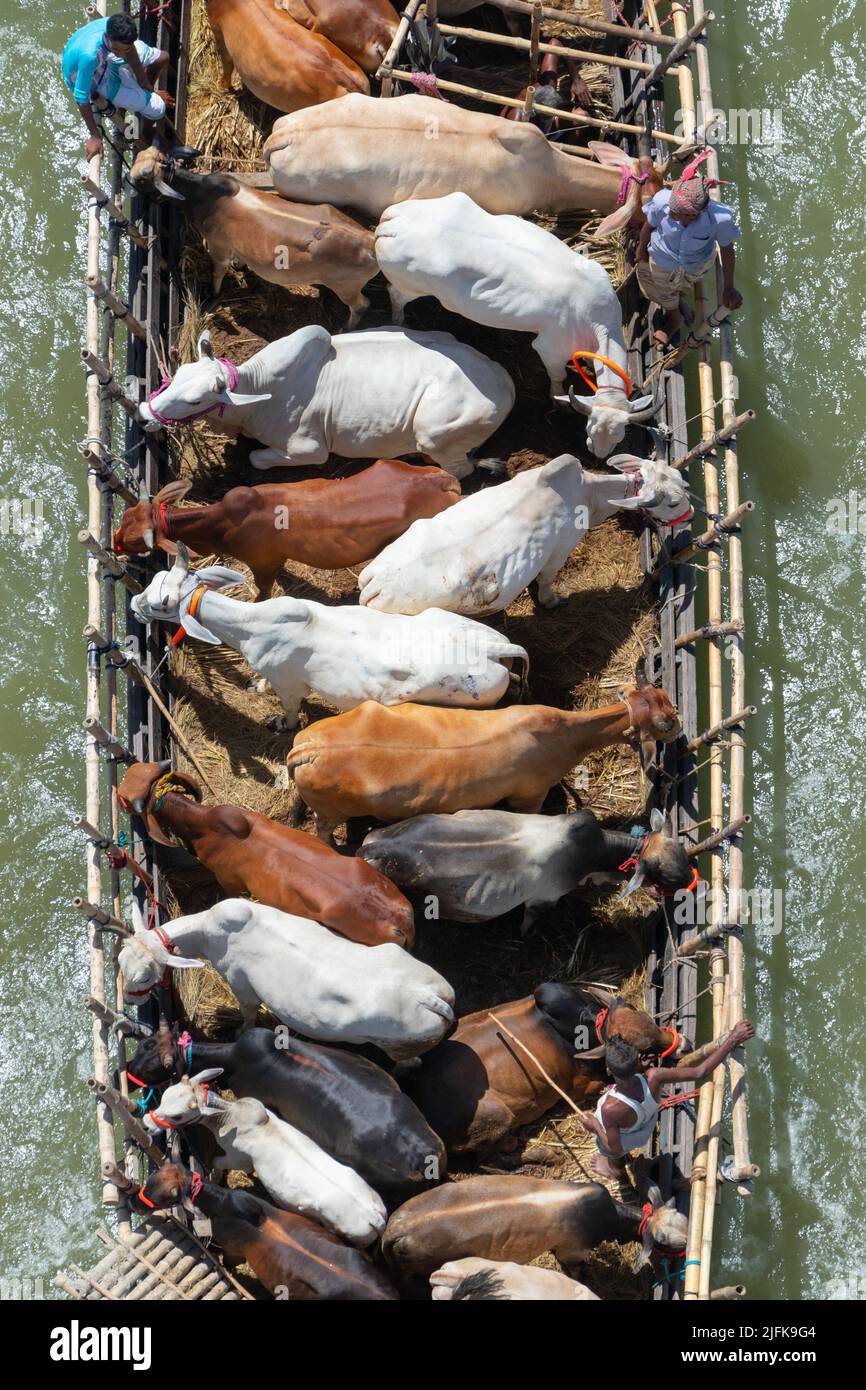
[96,41,165,119]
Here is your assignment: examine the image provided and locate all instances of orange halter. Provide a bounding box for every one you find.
[571,350,633,399]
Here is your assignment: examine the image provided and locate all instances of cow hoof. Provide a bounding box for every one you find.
[538,590,566,610]
[474,456,507,477]
[267,715,297,734]
[247,678,269,695]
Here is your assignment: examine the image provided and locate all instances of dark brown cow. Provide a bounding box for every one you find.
[403,983,681,1154]
[129,146,379,323]
[382,1175,688,1279]
[113,460,461,599]
[275,0,398,75]
[116,761,414,947]
[206,0,369,114]
[134,1164,398,1300]
[287,682,682,839]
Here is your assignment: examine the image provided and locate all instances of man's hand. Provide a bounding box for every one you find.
[722,284,743,310]
[571,76,594,112]
[730,1019,755,1045]
[577,1110,600,1135]
[86,134,103,161]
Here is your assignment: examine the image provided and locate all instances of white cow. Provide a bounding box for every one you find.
[144,1075,387,1246]
[130,545,528,730]
[375,192,659,457]
[358,453,691,616]
[430,1259,600,1301]
[137,326,514,480]
[117,901,456,1060]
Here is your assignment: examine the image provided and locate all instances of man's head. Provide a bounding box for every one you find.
[106,13,138,55]
[605,1035,641,1081]
[668,173,709,224]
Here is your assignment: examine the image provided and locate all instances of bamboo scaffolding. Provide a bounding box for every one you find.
[690,0,753,1209]
[492,0,680,46]
[435,22,666,75]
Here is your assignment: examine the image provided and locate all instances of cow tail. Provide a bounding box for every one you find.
[505,647,530,701]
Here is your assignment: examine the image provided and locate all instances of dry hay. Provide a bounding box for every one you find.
[153,0,666,1300]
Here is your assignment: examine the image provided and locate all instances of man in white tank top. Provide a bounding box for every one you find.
[579,1019,755,1181]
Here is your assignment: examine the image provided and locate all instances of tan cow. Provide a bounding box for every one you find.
[265,93,666,229]
[206,0,369,114]
[275,0,399,75]
[287,682,681,839]
[129,147,379,325]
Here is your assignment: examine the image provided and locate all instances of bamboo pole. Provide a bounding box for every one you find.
[623,11,714,107]
[80,348,142,418]
[78,530,143,593]
[686,707,757,755]
[376,0,425,90]
[87,275,146,341]
[83,716,133,761]
[686,814,751,857]
[80,445,138,505]
[671,411,756,470]
[492,0,680,46]
[487,1012,583,1117]
[528,4,542,86]
[86,1078,165,1164]
[690,0,754,1200]
[81,175,151,254]
[386,69,682,142]
[665,502,754,566]
[435,21,663,74]
[675,618,743,649]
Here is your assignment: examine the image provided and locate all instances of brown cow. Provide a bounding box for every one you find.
[206,0,369,114]
[129,147,379,324]
[116,762,414,947]
[402,983,681,1155]
[382,1175,688,1279]
[133,1165,398,1300]
[275,0,398,75]
[287,682,682,839]
[113,460,461,599]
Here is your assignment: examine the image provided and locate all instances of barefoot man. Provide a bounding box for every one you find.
[636,154,743,349]
[62,12,169,162]
[579,1018,756,1180]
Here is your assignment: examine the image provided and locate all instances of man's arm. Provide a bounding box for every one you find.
[636,218,652,263]
[647,1019,755,1095]
[719,244,742,309]
[77,103,103,162]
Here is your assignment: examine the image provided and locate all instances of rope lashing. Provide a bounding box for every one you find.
[408,71,450,101]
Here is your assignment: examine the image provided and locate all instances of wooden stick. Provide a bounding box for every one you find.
[87,1078,165,1164]
[686,707,756,755]
[671,411,756,470]
[87,275,146,342]
[80,446,138,505]
[710,1285,746,1300]
[75,900,131,935]
[78,530,143,593]
[487,1011,583,1116]
[675,619,743,649]
[84,716,134,762]
[529,4,542,85]
[492,0,680,46]
[80,349,141,418]
[623,10,714,105]
[665,502,755,566]
[69,1263,119,1301]
[686,814,751,858]
[386,69,682,142]
[134,665,222,801]
[436,22,664,75]
[376,0,426,88]
[81,174,150,254]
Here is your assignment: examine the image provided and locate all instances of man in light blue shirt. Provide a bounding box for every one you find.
[636,168,742,348]
[62,13,169,161]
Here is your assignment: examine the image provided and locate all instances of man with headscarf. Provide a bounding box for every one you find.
[62,12,169,162]
[636,153,742,349]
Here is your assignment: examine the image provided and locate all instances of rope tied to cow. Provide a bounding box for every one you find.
[408,71,450,101]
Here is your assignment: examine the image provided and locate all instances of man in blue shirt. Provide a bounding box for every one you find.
[62,13,169,161]
[636,164,742,348]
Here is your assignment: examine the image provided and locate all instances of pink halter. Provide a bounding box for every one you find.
[146,358,239,428]
[617,163,649,208]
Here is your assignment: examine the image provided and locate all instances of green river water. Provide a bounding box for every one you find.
[0,0,861,1301]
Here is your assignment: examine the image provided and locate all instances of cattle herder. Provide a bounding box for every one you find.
[636,152,743,349]
[578,1017,756,1181]
[61,12,169,162]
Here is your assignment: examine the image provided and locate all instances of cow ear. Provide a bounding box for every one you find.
[589,140,633,169]
[607,454,645,473]
[156,537,179,557]
[179,613,221,646]
[189,1068,224,1086]
[633,1230,654,1272]
[195,565,247,590]
[168,955,206,971]
[595,204,635,237]
[650,808,665,832]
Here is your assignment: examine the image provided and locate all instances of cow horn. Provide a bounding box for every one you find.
[627,391,662,423]
[138,480,150,505]
[142,527,156,550]
[567,385,593,417]
[157,759,173,771]
[154,176,186,203]
[130,796,147,814]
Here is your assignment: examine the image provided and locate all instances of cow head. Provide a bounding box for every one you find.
[117,759,204,845]
[117,921,204,1002]
[133,1163,197,1214]
[589,141,667,238]
[620,678,682,749]
[128,144,202,201]
[621,807,695,898]
[607,454,691,527]
[130,542,246,643]
[143,1070,226,1133]
[125,1025,180,1089]
[113,479,194,557]
[634,1185,690,1271]
[560,384,662,460]
[138,332,271,433]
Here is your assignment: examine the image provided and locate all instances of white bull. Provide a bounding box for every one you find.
[264,93,664,229]
[375,192,660,457]
[144,1075,387,1246]
[358,453,692,616]
[430,1259,600,1301]
[130,545,528,731]
[137,325,514,480]
[117,901,456,1060]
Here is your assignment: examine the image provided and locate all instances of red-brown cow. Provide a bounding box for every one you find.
[116,762,414,947]
[113,460,460,599]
